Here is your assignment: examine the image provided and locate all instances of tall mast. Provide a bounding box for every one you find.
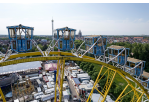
[51,18,54,49]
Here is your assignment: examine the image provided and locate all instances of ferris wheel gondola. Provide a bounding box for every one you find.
[7,24,34,52]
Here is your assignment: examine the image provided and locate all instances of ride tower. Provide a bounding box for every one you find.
[7,24,34,52]
[54,27,76,51]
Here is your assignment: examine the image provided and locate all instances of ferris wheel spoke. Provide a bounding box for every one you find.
[31,39,44,56]
[45,38,60,56]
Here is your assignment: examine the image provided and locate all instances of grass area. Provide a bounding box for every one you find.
[92,63,135,88]
[76,60,145,101]
[91,63,140,101]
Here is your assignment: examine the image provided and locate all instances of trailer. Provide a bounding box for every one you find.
[29,76,42,81]
[37,87,42,92]
[42,71,46,76]
[47,76,54,82]
[47,82,53,89]
[41,93,59,102]
[45,88,55,94]
[36,79,42,87]
[63,90,70,100]
[39,74,43,78]
[43,85,48,91]
[34,92,44,100]
[43,76,49,82]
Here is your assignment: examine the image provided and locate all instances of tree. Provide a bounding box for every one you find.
[80,62,86,69]
[88,64,94,72]
[109,82,116,94]
[74,40,85,49]
[99,75,107,90]
[83,62,90,72]
[38,44,43,50]
[121,93,131,102]
[113,85,123,98]
[76,61,81,66]
[1,49,6,53]
[43,44,48,51]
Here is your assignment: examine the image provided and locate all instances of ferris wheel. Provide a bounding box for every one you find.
[0,25,149,102]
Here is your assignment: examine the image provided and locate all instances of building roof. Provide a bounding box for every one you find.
[0,61,41,75]
[72,78,81,85]
[44,63,57,71]
[55,27,76,31]
[7,24,34,29]
[127,57,143,63]
[85,35,101,38]
[108,45,125,49]
[79,84,93,90]
[91,94,114,102]
[134,37,143,39]
[142,71,149,78]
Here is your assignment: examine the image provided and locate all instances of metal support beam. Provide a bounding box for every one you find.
[54,60,60,102]
[59,60,65,102]
[0,52,148,101]
[115,84,129,102]
[87,66,104,102]
[0,87,6,102]
[100,70,116,102]
[107,48,125,64]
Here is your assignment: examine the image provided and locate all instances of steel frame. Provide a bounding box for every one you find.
[54,59,65,102]
[0,88,6,102]
[72,36,103,58]
[0,51,149,102]
[73,38,147,90]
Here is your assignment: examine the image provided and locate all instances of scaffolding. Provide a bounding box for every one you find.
[11,78,35,102]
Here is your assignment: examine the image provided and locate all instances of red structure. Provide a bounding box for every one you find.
[44,63,57,71]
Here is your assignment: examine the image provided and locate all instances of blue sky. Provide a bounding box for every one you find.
[0,3,149,35]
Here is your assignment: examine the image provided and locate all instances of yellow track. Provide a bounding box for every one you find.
[0,51,149,102]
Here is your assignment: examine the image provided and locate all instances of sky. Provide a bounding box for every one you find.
[0,3,149,35]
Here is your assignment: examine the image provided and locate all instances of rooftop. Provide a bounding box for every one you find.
[85,35,101,38]
[127,57,143,63]
[142,71,149,78]
[44,63,57,71]
[0,61,41,75]
[108,45,125,49]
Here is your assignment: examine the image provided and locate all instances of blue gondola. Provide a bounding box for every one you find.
[54,27,76,51]
[141,71,149,88]
[126,57,146,76]
[107,45,130,65]
[7,24,34,52]
[84,35,107,56]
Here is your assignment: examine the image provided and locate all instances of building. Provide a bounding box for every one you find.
[41,39,47,43]
[75,30,83,40]
[44,63,57,71]
[134,37,143,40]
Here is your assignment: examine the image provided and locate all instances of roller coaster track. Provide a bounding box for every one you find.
[0,51,149,102]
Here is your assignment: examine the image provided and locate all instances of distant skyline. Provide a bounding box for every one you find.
[0,3,149,35]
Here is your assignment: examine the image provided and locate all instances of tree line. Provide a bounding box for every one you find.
[107,42,149,72]
[74,40,147,101]
[74,40,149,73]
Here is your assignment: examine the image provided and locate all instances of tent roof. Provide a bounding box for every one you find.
[0,61,41,75]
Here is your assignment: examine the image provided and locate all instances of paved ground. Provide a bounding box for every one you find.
[67,76,79,98]
[65,70,80,102]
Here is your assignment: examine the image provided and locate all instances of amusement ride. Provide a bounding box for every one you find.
[0,23,149,102]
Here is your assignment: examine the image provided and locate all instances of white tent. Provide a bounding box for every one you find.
[0,61,41,75]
